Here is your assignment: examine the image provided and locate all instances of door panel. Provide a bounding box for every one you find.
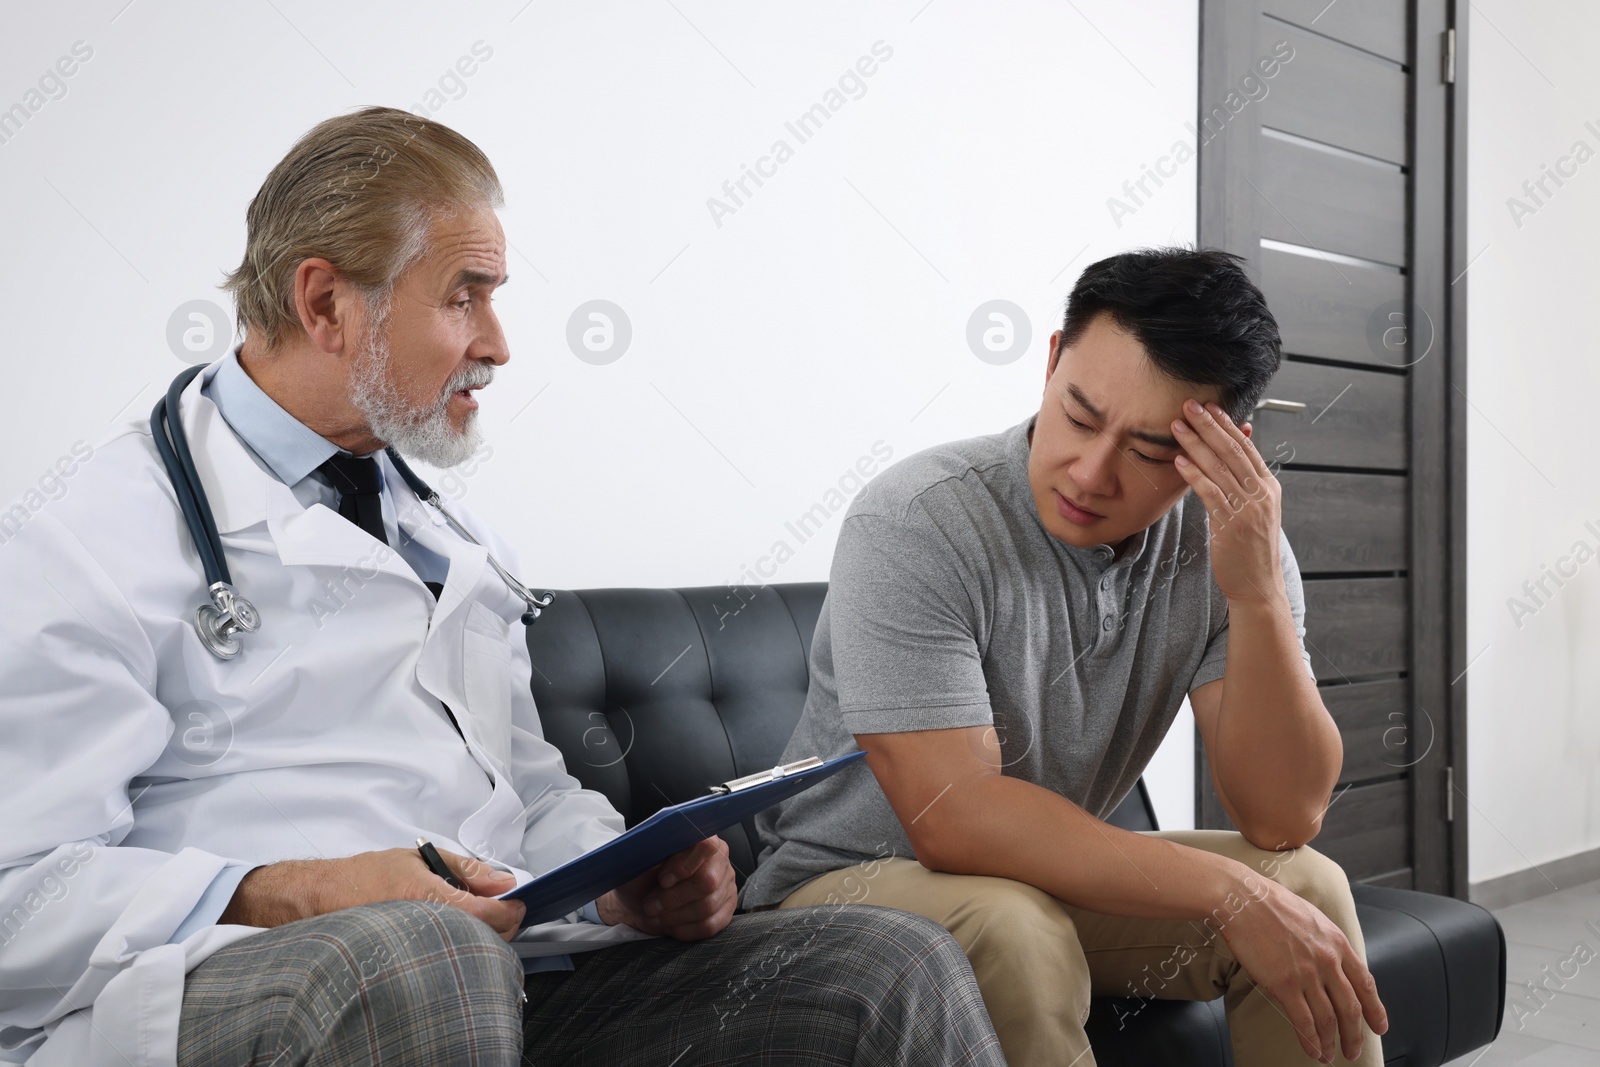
[1256,249,1406,365]
[1260,0,1409,64]
[1251,361,1408,470]
[1199,0,1460,892]
[1257,134,1407,265]
[1258,19,1408,163]
[1280,471,1407,572]
[1316,778,1411,881]
[1302,578,1409,681]
[1322,678,1414,783]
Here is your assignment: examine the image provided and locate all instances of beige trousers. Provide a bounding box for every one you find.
[777,830,1382,1067]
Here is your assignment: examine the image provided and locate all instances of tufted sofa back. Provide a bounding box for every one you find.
[523,581,1156,882]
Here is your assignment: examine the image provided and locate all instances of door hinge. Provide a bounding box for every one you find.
[1444,766,1455,821]
[1442,28,1457,84]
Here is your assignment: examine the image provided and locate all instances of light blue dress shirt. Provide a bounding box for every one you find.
[170,349,599,970]
[203,347,452,585]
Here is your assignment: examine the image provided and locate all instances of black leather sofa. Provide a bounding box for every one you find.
[526,582,1506,1065]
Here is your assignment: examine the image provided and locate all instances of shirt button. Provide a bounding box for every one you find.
[1101,615,1115,632]
[1100,576,1112,591]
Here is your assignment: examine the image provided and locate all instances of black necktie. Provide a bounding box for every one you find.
[317,454,387,546]
[316,454,461,742]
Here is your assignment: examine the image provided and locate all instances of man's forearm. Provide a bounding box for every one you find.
[1212,595,1342,847]
[917,773,1264,923]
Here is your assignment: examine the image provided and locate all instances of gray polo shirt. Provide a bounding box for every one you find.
[740,414,1311,908]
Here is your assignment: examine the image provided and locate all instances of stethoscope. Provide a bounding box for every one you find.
[152,364,554,659]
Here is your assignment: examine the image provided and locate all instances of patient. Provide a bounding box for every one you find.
[742,248,1390,1067]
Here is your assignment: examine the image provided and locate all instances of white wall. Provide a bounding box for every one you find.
[1465,3,1600,883]
[0,1,1198,824]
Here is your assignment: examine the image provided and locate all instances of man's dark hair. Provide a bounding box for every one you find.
[1060,248,1281,423]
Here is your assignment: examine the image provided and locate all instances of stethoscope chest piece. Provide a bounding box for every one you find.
[194,581,261,659]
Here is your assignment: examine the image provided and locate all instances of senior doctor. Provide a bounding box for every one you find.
[0,107,1003,1067]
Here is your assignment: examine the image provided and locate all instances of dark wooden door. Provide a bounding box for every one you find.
[1195,0,1465,896]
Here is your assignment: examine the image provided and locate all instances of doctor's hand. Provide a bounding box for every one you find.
[596,835,737,940]
[219,848,527,941]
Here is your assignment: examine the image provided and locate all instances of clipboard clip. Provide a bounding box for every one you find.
[710,756,825,795]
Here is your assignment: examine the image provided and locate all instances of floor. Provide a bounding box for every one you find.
[1441,876,1600,1065]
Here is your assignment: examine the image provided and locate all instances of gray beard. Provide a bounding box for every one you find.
[347,311,491,468]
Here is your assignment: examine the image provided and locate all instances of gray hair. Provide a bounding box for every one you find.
[222,106,503,349]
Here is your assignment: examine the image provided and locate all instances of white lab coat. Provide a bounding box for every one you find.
[0,364,647,1065]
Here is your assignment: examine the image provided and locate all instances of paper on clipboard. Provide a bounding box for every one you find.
[500,750,867,928]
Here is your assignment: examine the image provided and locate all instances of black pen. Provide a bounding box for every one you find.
[416,837,464,890]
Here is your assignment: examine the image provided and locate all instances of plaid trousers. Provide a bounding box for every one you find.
[175,899,1005,1066]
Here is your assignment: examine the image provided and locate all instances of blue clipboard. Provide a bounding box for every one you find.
[501,750,867,928]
